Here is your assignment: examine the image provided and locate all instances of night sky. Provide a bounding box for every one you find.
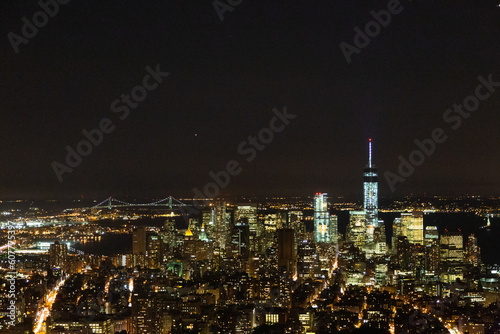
[1,0,499,200]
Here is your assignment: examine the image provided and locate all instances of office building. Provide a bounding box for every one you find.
[424,226,439,244]
[161,219,177,255]
[133,226,147,267]
[314,193,331,243]
[146,234,162,269]
[465,234,481,267]
[330,214,339,249]
[213,201,231,256]
[440,231,464,283]
[297,241,318,279]
[408,211,424,245]
[230,219,250,261]
[133,226,147,255]
[348,211,366,249]
[398,211,424,245]
[49,240,68,270]
[202,207,217,239]
[235,204,258,234]
[364,139,378,241]
[424,226,440,274]
[277,228,297,276]
[396,236,411,271]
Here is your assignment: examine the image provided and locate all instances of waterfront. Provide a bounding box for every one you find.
[72,233,132,256]
[60,212,500,264]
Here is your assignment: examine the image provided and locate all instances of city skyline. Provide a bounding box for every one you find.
[0,141,498,333]
[1,188,498,334]
[1,2,499,333]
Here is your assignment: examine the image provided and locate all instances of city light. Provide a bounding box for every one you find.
[33,276,68,334]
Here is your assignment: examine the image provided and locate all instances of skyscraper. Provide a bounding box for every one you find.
[465,234,481,267]
[363,139,378,240]
[133,226,147,267]
[408,211,424,245]
[49,240,68,270]
[400,213,412,239]
[392,217,403,252]
[348,211,366,249]
[314,193,330,243]
[133,226,147,256]
[424,226,439,245]
[297,241,317,279]
[289,210,304,251]
[440,230,464,283]
[230,219,250,261]
[396,236,411,271]
[161,218,177,255]
[146,234,162,269]
[424,226,440,274]
[398,211,424,245]
[214,201,230,256]
[183,224,196,260]
[199,223,209,242]
[235,205,259,268]
[277,228,297,276]
[235,204,258,234]
[329,214,339,249]
[202,207,216,239]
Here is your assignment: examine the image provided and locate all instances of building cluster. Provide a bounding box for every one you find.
[0,140,499,334]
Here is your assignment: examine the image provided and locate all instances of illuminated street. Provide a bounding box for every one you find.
[33,276,68,334]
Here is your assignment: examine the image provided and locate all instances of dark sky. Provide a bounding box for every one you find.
[1,0,499,200]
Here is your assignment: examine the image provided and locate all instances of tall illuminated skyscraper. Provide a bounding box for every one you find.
[133,226,147,255]
[364,139,378,241]
[146,234,161,269]
[213,201,230,255]
[133,226,147,267]
[314,193,330,243]
[424,225,439,244]
[235,204,259,253]
[409,211,424,245]
[440,230,464,283]
[49,240,68,270]
[424,226,440,274]
[348,211,366,249]
[202,207,216,238]
[329,214,338,249]
[465,234,481,267]
[235,204,258,233]
[400,211,424,245]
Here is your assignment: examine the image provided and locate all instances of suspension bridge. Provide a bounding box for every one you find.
[88,196,191,211]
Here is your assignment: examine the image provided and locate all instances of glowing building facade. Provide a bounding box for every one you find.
[363,139,378,241]
[314,193,331,243]
[348,211,367,249]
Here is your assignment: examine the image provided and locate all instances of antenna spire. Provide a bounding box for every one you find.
[369,138,372,168]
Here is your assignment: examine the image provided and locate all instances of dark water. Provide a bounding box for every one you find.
[69,213,499,265]
[72,233,132,256]
[420,213,499,265]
